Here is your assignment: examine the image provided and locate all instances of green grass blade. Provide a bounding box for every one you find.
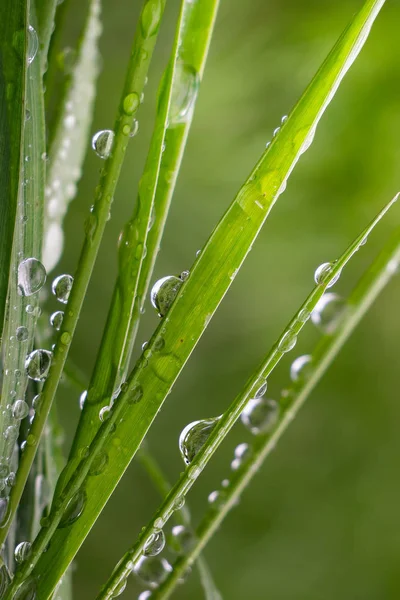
[0,0,27,344]
[67,0,219,493]
[7,2,385,596]
[94,193,397,599]
[153,227,400,598]
[35,0,58,74]
[42,0,101,273]
[0,7,45,472]
[0,0,167,559]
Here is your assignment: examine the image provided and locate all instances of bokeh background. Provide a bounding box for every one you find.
[52,0,400,598]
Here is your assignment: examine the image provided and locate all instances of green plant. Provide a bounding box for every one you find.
[0,0,397,598]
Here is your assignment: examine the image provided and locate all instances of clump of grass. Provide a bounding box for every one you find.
[0,0,396,599]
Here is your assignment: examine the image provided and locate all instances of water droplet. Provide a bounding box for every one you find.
[314,262,341,288]
[50,310,64,330]
[208,490,220,504]
[129,119,139,138]
[12,400,29,420]
[221,478,229,488]
[52,274,73,304]
[278,329,297,353]
[290,354,312,382]
[7,472,16,487]
[298,307,311,323]
[32,394,41,411]
[18,258,46,296]
[92,129,115,159]
[0,497,9,526]
[59,489,86,528]
[144,529,165,557]
[138,592,152,600]
[134,556,173,588]
[14,541,32,563]
[123,92,140,115]
[254,379,267,398]
[150,275,183,317]
[173,495,185,510]
[127,384,143,405]
[179,416,220,465]
[169,62,199,127]
[89,451,108,476]
[281,115,288,124]
[16,326,29,342]
[188,465,201,480]
[79,390,87,410]
[25,349,52,381]
[99,406,111,422]
[28,25,38,64]
[231,442,251,471]
[180,270,190,281]
[241,398,279,435]
[170,525,194,554]
[141,0,163,37]
[311,293,347,334]
[273,127,280,137]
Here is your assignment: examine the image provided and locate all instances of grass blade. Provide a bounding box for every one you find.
[153,227,400,598]
[8,2,386,596]
[67,0,219,498]
[35,0,58,74]
[42,0,102,273]
[0,0,27,343]
[94,193,397,599]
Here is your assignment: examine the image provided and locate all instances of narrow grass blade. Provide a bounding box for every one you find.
[0,0,27,343]
[0,0,167,560]
[9,2,386,597]
[93,193,397,599]
[42,0,102,273]
[35,0,58,73]
[153,227,400,598]
[67,0,219,497]
[0,7,45,474]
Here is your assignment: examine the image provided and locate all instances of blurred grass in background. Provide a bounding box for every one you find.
[50,0,400,597]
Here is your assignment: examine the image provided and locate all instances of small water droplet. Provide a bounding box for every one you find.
[290,354,312,382]
[134,556,173,588]
[180,270,190,281]
[50,310,64,330]
[99,406,111,422]
[16,326,29,342]
[254,379,267,398]
[59,489,86,528]
[208,490,220,504]
[25,349,52,381]
[314,262,341,288]
[92,130,115,159]
[89,451,108,476]
[241,398,279,435]
[12,400,29,420]
[173,495,185,510]
[298,307,311,323]
[273,127,280,137]
[311,293,347,334]
[0,497,9,527]
[278,329,297,353]
[129,119,139,138]
[179,416,220,465]
[144,529,165,557]
[18,258,46,296]
[14,541,32,563]
[141,0,163,37]
[79,390,87,410]
[138,591,152,600]
[32,394,41,411]
[150,275,183,317]
[52,274,73,304]
[123,92,139,115]
[281,115,288,124]
[169,62,199,127]
[28,25,38,65]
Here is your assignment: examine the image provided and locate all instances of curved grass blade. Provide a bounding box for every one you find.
[153,227,400,598]
[94,193,397,599]
[0,0,168,560]
[67,0,219,496]
[6,2,386,596]
[42,0,101,273]
[0,0,27,344]
[0,7,45,473]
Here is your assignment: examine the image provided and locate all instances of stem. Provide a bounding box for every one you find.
[0,0,166,548]
[153,227,400,598]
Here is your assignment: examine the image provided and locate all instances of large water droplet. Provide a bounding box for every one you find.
[278,329,297,353]
[14,541,32,564]
[12,400,29,420]
[92,130,115,159]
[123,92,139,115]
[170,525,194,554]
[314,262,341,288]
[169,62,199,127]
[16,326,29,342]
[25,349,52,381]
[27,25,38,65]
[89,451,108,476]
[241,398,279,435]
[52,274,73,304]
[18,258,46,296]
[59,489,86,528]
[50,310,64,330]
[311,293,347,334]
[134,556,173,588]
[290,354,312,382]
[179,416,220,465]
[141,0,163,38]
[150,275,183,317]
[144,529,165,557]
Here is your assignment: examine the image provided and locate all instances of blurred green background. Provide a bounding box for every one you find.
[51,0,400,598]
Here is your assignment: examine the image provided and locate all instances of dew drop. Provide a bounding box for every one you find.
[79,390,87,410]
[129,119,139,138]
[123,92,140,116]
[127,384,143,405]
[52,274,73,304]
[141,0,163,37]
[298,307,311,323]
[134,556,173,588]
[311,293,347,334]
[290,354,312,382]
[27,25,38,65]
[138,592,152,600]
[150,275,183,317]
[170,525,194,554]
[99,406,111,422]
[173,495,185,510]
[16,326,29,342]
[314,262,341,288]
[18,258,46,296]
[208,490,220,504]
[0,497,9,527]
[92,129,115,159]
[169,62,199,127]
[144,529,165,557]
[89,451,108,476]
[25,349,52,381]
[278,329,297,353]
[179,416,220,465]
[59,489,86,528]
[241,398,279,435]
[254,379,267,398]
[180,270,190,281]
[50,310,64,330]
[14,541,32,564]
[12,400,29,420]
